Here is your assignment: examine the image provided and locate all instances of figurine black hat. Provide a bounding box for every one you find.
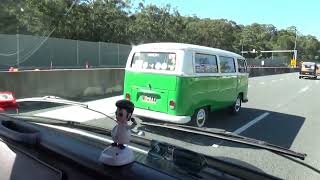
[115,99,134,114]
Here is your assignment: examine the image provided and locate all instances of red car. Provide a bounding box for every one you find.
[0,92,18,113]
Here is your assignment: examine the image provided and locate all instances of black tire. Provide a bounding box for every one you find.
[189,107,208,128]
[230,95,242,115]
[299,76,301,79]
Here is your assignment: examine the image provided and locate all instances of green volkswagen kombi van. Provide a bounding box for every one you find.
[123,43,248,127]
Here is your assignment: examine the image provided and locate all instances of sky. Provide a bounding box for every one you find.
[139,0,320,39]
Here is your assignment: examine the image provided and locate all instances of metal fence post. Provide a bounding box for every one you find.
[98,42,101,66]
[117,44,120,66]
[16,33,20,67]
[76,40,79,66]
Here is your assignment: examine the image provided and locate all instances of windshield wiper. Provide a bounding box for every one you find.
[14,96,149,136]
[3,113,151,150]
[140,122,307,160]
[16,96,116,121]
[15,96,307,159]
[4,113,112,136]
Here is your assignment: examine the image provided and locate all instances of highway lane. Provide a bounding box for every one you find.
[17,72,320,179]
[133,72,320,179]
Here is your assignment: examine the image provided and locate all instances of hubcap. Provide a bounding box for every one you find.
[196,109,206,127]
[235,97,241,112]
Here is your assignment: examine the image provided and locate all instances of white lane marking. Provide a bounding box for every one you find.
[280,78,284,81]
[298,86,310,93]
[233,112,270,135]
[271,80,277,83]
[275,85,311,109]
[211,112,270,148]
[259,82,265,85]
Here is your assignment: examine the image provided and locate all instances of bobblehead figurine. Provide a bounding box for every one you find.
[99,99,137,166]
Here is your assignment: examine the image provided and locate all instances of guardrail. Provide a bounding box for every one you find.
[0,67,299,99]
[248,67,299,77]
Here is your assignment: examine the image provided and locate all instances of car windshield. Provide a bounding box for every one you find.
[303,63,315,69]
[1,0,320,179]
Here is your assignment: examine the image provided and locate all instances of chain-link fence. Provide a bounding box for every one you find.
[1,34,300,70]
[246,57,291,67]
[0,34,132,70]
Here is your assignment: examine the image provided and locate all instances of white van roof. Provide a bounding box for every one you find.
[132,43,244,59]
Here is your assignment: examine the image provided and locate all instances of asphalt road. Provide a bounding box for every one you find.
[17,72,320,179]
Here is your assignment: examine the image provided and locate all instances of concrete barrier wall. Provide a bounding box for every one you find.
[0,68,298,99]
[0,68,124,99]
[248,67,299,77]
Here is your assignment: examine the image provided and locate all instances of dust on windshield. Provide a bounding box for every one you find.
[1,0,320,179]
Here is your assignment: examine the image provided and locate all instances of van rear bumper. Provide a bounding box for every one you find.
[133,108,191,124]
[299,74,316,77]
[300,71,316,76]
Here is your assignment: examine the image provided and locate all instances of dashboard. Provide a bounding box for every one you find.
[0,115,178,180]
[0,114,280,180]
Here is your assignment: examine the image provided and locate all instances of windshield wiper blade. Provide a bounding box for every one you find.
[16,96,88,107]
[7,113,112,135]
[3,113,151,148]
[16,96,117,121]
[140,122,307,160]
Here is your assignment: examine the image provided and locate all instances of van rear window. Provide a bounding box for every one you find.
[131,52,176,71]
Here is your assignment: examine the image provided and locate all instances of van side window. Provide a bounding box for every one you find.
[194,54,218,73]
[237,59,247,73]
[220,56,236,73]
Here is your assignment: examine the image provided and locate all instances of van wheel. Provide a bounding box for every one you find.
[190,108,208,128]
[299,76,301,79]
[230,95,242,114]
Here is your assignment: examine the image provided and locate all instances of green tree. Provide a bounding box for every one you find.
[183,18,239,51]
[0,0,27,34]
[240,24,277,53]
[128,4,185,44]
[2,0,318,61]
[297,35,320,60]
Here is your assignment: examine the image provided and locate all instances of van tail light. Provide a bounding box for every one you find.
[169,100,175,109]
[125,93,131,100]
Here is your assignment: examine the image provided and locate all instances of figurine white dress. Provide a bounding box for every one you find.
[111,123,131,145]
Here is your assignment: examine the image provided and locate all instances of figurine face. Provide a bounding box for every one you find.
[115,108,129,124]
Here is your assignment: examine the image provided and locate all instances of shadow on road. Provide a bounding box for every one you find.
[300,77,320,81]
[137,107,305,150]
